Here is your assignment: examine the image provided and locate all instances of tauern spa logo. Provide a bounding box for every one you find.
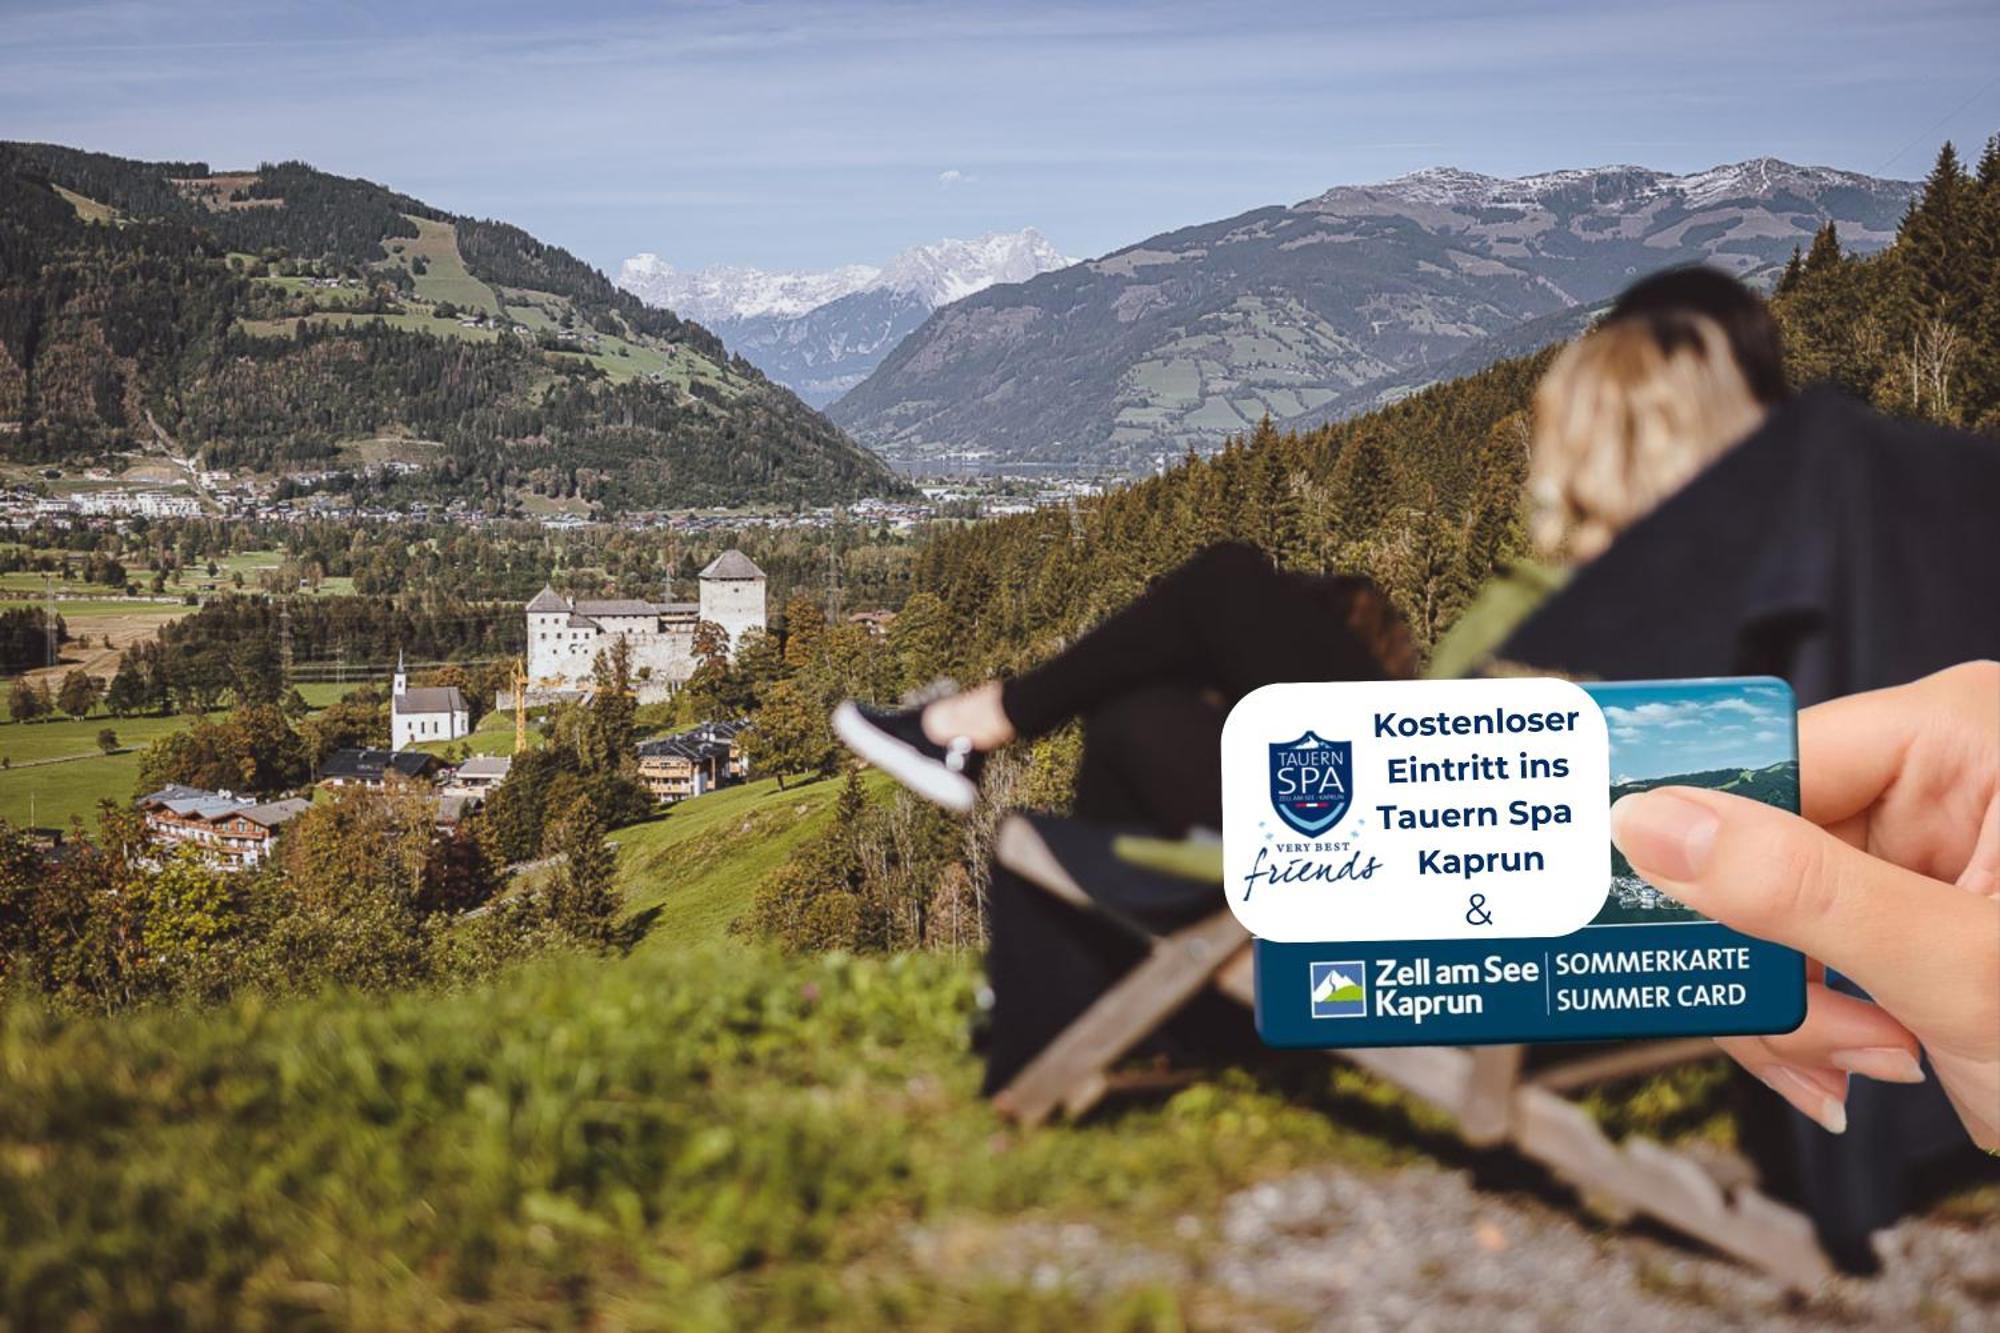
[1269,731,1352,837]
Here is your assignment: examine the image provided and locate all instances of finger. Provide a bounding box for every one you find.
[1961,788,2000,899]
[1610,786,1998,1033]
[1741,982,1923,1084]
[1797,661,1999,828]
[1715,1036,1850,1134]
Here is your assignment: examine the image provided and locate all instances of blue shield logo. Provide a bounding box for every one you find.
[1269,732,1351,837]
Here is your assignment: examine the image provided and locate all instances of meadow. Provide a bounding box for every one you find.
[612,772,884,946]
[0,938,1451,1330]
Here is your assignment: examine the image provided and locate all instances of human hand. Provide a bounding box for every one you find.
[1610,661,1999,1146]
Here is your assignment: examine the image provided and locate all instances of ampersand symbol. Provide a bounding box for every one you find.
[1465,893,1493,926]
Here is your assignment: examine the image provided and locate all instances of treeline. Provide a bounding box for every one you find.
[1774,137,2000,432]
[102,594,521,715]
[0,607,66,675]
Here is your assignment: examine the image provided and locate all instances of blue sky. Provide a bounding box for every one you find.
[4,0,1997,273]
[1594,681,1796,783]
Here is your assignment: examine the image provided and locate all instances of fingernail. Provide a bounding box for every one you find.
[1609,791,1719,883]
[1758,1064,1848,1134]
[1829,1047,1926,1084]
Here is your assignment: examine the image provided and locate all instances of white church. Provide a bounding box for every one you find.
[524,549,767,703]
[391,652,471,751]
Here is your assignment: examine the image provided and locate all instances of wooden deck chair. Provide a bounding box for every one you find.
[989,812,1832,1292]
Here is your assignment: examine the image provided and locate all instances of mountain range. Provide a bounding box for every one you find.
[0,142,901,512]
[617,229,1071,406]
[826,159,1916,468]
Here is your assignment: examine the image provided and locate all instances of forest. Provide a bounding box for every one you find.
[0,142,898,509]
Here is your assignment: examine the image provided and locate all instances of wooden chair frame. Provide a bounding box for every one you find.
[989,814,1832,1292]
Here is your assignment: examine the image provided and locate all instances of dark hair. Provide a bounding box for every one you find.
[1607,266,1789,405]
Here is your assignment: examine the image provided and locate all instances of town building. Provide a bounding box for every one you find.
[634,719,748,803]
[443,754,512,797]
[135,784,311,869]
[390,653,470,751]
[524,550,766,703]
[319,748,445,789]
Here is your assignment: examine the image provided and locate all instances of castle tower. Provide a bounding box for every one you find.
[524,585,572,689]
[697,550,766,656]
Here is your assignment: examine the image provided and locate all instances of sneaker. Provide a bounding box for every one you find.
[832,700,984,813]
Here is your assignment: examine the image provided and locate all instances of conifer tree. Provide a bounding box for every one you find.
[542,796,618,948]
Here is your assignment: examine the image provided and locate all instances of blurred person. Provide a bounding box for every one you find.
[836,301,1769,827]
[832,274,1784,1105]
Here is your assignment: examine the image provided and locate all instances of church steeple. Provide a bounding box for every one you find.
[393,649,407,697]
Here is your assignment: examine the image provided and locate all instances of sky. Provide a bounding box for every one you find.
[1596,681,1797,783]
[4,0,1998,276]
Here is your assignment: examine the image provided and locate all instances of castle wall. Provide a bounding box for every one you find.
[526,570,765,705]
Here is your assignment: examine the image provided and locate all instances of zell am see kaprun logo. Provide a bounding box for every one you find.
[1309,960,1367,1019]
[1269,732,1352,837]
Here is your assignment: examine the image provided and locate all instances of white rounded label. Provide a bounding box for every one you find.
[1221,677,1610,942]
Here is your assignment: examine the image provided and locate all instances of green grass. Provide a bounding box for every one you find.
[239,311,506,344]
[411,708,536,760]
[0,597,187,617]
[0,712,197,765]
[614,773,889,947]
[397,214,502,313]
[0,942,1438,1328]
[0,750,143,829]
[0,712,228,828]
[0,687,370,827]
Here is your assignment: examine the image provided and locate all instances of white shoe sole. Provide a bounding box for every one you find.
[833,700,979,814]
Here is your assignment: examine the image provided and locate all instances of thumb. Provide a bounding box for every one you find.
[1610,786,1998,1035]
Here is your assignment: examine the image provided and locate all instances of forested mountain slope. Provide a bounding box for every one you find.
[904,141,2000,677]
[0,143,902,511]
[831,158,1914,468]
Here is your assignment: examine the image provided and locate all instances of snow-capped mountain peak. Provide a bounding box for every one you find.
[1322,157,1900,214]
[616,255,880,324]
[616,227,1073,325]
[876,227,1072,307]
[615,228,1074,408]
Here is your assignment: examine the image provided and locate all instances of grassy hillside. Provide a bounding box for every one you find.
[614,773,890,947]
[0,142,904,512]
[0,940,1446,1330]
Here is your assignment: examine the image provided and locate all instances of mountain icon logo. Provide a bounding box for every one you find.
[1309,960,1367,1019]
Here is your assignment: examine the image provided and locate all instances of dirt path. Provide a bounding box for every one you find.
[914,1160,1999,1328]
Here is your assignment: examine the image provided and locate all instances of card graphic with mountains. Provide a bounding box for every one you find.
[1589,679,1799,927]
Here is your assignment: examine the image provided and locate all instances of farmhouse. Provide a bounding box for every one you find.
[525,550,766,704]
[319,748,445,789]
[135,785,311,870]
[634,720,749,803]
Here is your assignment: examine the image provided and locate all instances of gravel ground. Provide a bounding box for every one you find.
[912,1161,2000,1330]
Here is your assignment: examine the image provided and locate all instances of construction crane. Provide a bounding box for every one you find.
[512,657,528,754]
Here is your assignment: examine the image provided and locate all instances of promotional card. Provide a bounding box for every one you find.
[1234,678,1807,1047]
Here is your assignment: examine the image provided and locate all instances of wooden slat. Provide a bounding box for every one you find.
[992,910,1250,1126]
[1459,1045,1525,1145]
[986,814,1832,1290]
[1513,1086,1830,1291]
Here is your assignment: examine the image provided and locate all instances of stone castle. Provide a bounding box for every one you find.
[525,549,766,702]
